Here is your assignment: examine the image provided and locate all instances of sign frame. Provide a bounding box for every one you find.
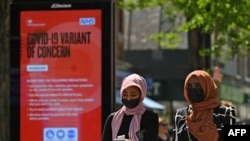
[10,1,115,141]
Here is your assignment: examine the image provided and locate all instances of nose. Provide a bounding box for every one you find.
[126,95,132,100]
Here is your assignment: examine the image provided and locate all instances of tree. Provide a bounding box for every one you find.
[0,0,11,140]
[118,0,250,68]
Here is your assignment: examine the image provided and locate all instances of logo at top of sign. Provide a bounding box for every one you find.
[79,18,96,26]
[51,3,72,8]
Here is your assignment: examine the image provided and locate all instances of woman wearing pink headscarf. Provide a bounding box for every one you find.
[101,73,159,141]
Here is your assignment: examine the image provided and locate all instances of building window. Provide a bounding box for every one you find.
[247,50,250,79]
[236,55,241,79]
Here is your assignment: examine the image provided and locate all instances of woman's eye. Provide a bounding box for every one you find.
[122,93,128,97]
[195,84,202,87]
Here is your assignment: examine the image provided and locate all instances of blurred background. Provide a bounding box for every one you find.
[1,0,250,140]
[113,0,250,126]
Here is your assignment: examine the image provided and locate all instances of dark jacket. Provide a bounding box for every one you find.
[157,136,171,141]
[101,109,159,141]
[173,105,236,141]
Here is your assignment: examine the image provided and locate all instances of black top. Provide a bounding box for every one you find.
[101,109,159,141]
[173,105,237,141]
[157,136,171,141]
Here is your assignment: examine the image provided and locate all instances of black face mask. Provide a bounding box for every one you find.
[187,87,205,103]
[122,98,140,109]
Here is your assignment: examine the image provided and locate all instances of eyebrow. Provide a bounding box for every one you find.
[187,82,202,88]
[194,83,202,87]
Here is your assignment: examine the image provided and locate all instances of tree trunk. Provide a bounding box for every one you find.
[188,28,211,70]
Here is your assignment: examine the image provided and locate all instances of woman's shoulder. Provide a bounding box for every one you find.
[214,104,237,124]
[143,109,158,116]
[214,104,236,115]
[106,112,116,120]
[142,109,158,120]
[176,106,189,117]
[174,107,189,126]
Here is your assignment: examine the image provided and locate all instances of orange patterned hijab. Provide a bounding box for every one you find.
[184,70,221,141]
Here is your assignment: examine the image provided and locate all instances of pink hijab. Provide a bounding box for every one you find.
[111,73,147,141]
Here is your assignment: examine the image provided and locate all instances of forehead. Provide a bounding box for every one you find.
[186,75,202,88]
[187,75,199,84]
[159,118,166,123]
[123,86,140,92]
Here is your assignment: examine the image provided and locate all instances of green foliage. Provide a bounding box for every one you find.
[117,0,160,11]
[149,31,181,49]
[118,0,250,63]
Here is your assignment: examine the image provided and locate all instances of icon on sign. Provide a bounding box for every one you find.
[44,127,78,141]
[45,130,54,138]
[57,130,65,138]
[68,129,76,138]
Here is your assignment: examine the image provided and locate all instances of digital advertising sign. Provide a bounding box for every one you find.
[10,1,114,141]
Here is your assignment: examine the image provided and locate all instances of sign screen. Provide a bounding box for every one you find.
[20,10,101,141]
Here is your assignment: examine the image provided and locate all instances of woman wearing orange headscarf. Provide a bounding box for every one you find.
[173,70,236,141]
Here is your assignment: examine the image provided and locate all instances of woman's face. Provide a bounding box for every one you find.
[186,76,202,89]
[122,86,141,100]
[159,121,168,132]
[186,76,205,103]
